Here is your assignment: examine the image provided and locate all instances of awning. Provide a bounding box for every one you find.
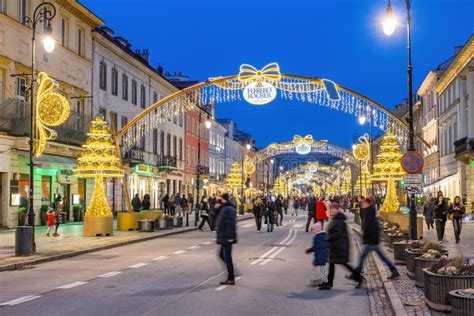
[18,151,77,165]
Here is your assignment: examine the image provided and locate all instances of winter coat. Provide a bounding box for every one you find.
[434,201,448,221]
[326,212,349,264]
[216,202,237,245]
[253,203,265,218]
[306,231,328,266]
[142,198,151,210]
[423,202,434,222]
[175,194,182,206]
[275,198,283,214]
[307,198,316,217]
[316,200,328,221]
[449,204,466,220]
[131,197,141,211]
[360,205,380,245]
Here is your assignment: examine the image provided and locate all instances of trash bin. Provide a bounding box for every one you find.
[138,220,155,232]
[15,226,34,256]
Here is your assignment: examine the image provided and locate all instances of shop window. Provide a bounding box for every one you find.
[10,174,29,207]
[41,176,52,206]
[78,178,86,207]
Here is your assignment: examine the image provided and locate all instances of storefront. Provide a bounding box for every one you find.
[129,163,165,210]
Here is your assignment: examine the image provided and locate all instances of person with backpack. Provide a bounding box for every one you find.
[198,197,211,230]
[215,193,237,285]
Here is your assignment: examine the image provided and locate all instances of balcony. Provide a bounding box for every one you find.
[454,137,474,162]
[0,98,92,146]
[123,149,145,163]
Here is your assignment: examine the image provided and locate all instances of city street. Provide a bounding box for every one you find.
[0,215,370,316]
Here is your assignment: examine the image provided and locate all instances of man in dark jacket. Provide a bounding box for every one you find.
[306,196,317,232]
[353,198,399,281]
[326,202,359,288]
[215,193,237,285]
[131,194,141,212]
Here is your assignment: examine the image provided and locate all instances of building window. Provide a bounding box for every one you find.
[16,78,26,119]
[160,131,165,157]
[122,73,128,100]
[139,125,145,150]
[153,91,158,104]
[179,113,183,127]
[18,0,26,24]
[140,84,146,109]
[153,129,158,154]
[110,111,118,131]
[98,107,107,121]
[173,136,177,157]
[41,176,52,206]
[166,133,171,157]
[111,67,118,96]
[75,100,84,130]
[60,17,68,47]
[0,0,5,13]
[121,115,128,129]
[99,61,107,91]
[77,27,84,56]
[131,80,137,105]
[179,138,183,160]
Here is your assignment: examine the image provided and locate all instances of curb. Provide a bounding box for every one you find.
[0,215,253,272]
[351,225,408,316]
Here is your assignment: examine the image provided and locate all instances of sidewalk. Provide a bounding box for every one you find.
[0,213,253,272]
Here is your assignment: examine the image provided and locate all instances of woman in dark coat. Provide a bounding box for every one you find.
[326,204,359,288]
[448,196,466,243]
[265,199,275,232]
[434,195,449,242]
[253,197,265,232]
[423,199,435,229]
[141,194,151,210]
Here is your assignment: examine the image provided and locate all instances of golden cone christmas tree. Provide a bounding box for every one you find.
[225,162,244,189]
[273,175,288,196]
[74,116,123,236]
[372,131,405,212]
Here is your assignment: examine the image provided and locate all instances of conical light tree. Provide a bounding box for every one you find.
[74,116,124,236]
[273,175,288,196]
[372,131,405,212]
[355,164,370,197]
[341,169,352,194]
[225,162,244,189]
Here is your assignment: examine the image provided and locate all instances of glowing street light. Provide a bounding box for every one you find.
[358,114,367,125]
[383,0,397,36]
[42,20,56,53]
[204,119,212,129]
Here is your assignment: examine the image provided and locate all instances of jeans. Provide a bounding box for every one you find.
[175,205,181,216]
[328,262,356,286]
[220,244,234,281]
[453,218,462,242]
[305,216,315,232]
[198,216,211,229]
[355,244,396,274]
[435,219,446,241]
[279,212,283,226]
[267,222,274,232]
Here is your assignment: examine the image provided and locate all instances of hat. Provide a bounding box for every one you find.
[331,202,340,210]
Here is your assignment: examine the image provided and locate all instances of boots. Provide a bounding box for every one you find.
[388,270,400,280]
[318,282,331,290]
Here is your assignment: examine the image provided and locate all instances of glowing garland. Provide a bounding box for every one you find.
[121,63,409,151]
[34,72,71,157]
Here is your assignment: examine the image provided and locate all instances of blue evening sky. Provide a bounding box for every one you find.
[82,0,473,148]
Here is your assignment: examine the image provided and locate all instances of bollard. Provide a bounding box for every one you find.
[15,226,34,256]
[185,212,189,227]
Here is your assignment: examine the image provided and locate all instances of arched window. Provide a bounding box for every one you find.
[111,67,118,96]
[131,80,137,105]
[140,84,146,109]
[99,61,107,91]
[122,73,128,100]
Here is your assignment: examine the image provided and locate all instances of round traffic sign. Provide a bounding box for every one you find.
[401,151,424,174]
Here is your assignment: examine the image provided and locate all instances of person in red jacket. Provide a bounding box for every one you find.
[316,197,329,228]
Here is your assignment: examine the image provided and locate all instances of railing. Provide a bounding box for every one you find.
[454,137,474,159]
[123,149,145,162]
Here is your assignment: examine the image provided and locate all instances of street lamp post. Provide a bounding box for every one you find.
[382,0,417,240]
[266,158,274,196]
[24,2,56,252]
[195,107,211,226]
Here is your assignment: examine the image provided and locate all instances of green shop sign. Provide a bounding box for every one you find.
[134,164,159,176]
[471,159,474,168]
[34,168,58,177]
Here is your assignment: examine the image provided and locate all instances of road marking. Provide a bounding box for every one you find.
[188,245,201,250]
[171,250,186,255]
[152,256,169,261]
[98,271,122,278]
[0,295,42,306]
[215,277,242,291]
[56,281,88,289]
[202,241,213,245]
[292,223,304,228]
[251,230,295,265]
[260,230,298,266]
[129,262,149,269]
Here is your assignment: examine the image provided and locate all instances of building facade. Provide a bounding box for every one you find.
[0,0,103,228]
[208,119,226,196]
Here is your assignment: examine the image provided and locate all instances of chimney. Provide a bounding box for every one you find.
[135,49,150,63]
[156,64,163,75]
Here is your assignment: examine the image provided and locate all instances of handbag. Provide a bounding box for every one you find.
[447,212,454,220]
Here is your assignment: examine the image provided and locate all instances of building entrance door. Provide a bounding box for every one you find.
[60,183,71,222]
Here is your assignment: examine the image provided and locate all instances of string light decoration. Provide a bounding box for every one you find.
[225,162,244,189]
[372,131,405,212]
[341,169,352,194]
[244,156,256,174]
[273,175,288,196]
[74,116,124,236]
[353,134,371,197]
[118,63,416,152]
[35,72,71,157]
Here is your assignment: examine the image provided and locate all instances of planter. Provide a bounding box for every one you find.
[449,290,474,316]
[405,249,423,278]
[18,213,27,226]
[138,220,155,232]
[73,208,84,222]
[424,270,474,312]
[393,241,410,265]
[156,217,174,230]
[414,257,439,287]
[40,212,47,226]
[173,216,183,227]
[388,235,407,250]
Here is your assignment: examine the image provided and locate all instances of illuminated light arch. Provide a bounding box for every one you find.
[117,63,430,149]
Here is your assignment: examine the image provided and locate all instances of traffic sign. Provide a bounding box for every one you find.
[403,174,422,194]
[401,151,424,174]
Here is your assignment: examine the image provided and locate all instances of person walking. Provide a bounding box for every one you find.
[275,195,284,226]
[215,193,237,285]
[306,196,316,232]
[198,197,211,230]
[46,205,56,237]
[253,197,264,232]
[175,192,182,216]
[326,202,361,289]
[142,194,151,210]
[265,199,276,232]
[434,194,449,243]
[161,194,169,215]
[316,197,328,228]
[353,199,399,282]
[448,196,466,243]
[168,194,176,216]
[131,193,142,212]
[305,222,329,290]
[423,198,435,230]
